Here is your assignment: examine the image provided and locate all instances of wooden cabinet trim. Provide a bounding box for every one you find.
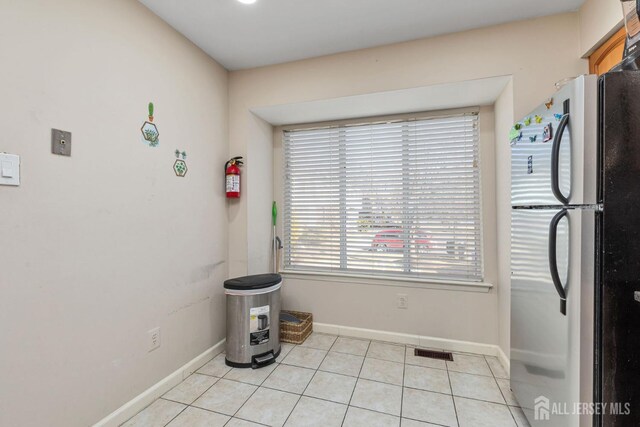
[589,27,627,75]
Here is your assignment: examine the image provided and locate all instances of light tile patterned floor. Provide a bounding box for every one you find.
[122,333,531,427]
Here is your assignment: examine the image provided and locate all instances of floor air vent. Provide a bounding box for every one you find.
[414,348,454,361]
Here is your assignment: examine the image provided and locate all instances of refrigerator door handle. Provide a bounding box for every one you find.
[549,209,568,315]
[551,108,570,205]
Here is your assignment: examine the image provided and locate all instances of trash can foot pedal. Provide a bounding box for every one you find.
[252,352,275,368]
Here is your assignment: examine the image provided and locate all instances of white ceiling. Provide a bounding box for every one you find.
[139,0,585,70]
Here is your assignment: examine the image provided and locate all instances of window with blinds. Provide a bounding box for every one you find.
[283,112,482,283]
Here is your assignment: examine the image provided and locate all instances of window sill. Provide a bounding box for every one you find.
[279,270,493,293]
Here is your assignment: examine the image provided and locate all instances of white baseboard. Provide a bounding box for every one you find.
[94,324,512,427]
[93,339,226,427]
[496,345,510,374]
[314,322,510,372]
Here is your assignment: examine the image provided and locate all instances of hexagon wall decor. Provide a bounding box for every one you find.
[140,102,159,147]
[174,149,187,177]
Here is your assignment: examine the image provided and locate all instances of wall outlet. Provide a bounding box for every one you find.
[148,327,161,352]
[397,294,408,309]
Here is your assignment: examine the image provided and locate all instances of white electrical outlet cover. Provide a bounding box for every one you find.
[397,294,408,309]
[148,327,161,352]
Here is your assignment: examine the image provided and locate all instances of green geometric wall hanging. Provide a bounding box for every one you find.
[141,102,159,147]
[173,149,187,177]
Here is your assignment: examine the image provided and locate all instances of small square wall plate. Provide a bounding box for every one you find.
[52,129,72,156]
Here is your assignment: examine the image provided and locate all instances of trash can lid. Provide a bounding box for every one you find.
[224,273,282,291]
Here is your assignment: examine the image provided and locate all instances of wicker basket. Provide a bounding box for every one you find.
[280,310,313,344]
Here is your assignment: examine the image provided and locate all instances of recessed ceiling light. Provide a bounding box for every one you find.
[237,0,257,4]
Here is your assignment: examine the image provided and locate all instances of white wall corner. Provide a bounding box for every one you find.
[494,78,515,361]
[92,339,226,427]
[496,344,510,375]
[579,0,624,57]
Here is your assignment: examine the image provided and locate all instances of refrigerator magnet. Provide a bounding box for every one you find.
[545,98,554,109]
[543,123,553,142]
[510,131,523,146]
[509,127,520,144]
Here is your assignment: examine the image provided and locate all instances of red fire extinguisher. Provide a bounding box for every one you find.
[225,156,243,198]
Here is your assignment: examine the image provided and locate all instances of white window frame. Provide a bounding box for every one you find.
[274,107,496,291]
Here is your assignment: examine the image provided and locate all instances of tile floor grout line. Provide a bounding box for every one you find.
[281,337,335,426]
[261,385,352,409]
[118,395,160,426]
[219,358,282,425]
[200,377,521,425]
[228,415,271,426]
[189,401,235,417]
[446,353,462,427]
[162,404,189,427]
[226,376,262,421]
[398,384,515,406]
[125,334,518,427]
[484,359,520,427]
[272,355,517,404]
[360,354,406,364]
[257,361,281,387]
[171,372,222,408]
[332,335,371,358]
[279,389,304,426]
[484,354,510,380]
[347,403,402,420]
[292,339,327,424]
[446,370,494,378]
[507,407,521,427]
[301,339,334,396]
[488,369,509,406]
[340,337,372,426]
[233,386,297,426]
[400,414,451,427]
[229,359,301,426]
[171,357,514,425]
[399,343,407,421]
[178,400,245,425]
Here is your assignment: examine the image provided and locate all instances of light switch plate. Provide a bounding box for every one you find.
[51,128,72,156]
[0,153,20,186]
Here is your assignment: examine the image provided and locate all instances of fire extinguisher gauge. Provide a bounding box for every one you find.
[225,156,244,170]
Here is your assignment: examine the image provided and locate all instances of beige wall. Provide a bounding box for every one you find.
[229,13,587,352]
[579,0,623,57]
[0,1,228,426]
[0,5,607,424]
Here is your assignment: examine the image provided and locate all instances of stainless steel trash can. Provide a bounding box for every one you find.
[224,273,281,368]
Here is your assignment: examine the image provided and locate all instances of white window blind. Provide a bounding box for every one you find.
[283,112,482,283]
